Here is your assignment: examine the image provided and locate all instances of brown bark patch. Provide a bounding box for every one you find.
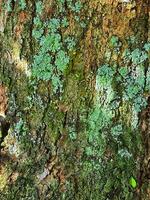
[0,84,8,117]
[18,11,28,23]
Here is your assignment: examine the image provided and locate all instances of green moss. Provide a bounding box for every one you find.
[3,177,38,200]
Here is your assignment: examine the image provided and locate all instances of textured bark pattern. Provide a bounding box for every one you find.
[0,0,149,199]
[0,84,7,117]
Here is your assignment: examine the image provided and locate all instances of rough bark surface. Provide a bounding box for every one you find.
[0,0,149,199]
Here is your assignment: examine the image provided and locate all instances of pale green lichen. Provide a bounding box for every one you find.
[31,3,71,93]
[83,40,149,199]
[19,0,26,10]
[5,0,12,12]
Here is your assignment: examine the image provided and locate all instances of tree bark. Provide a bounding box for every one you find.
[0,0,149,199]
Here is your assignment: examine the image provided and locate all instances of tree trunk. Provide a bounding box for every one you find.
[0,0,149,199]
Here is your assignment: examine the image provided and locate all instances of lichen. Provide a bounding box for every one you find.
[0,0,149,199]
[31,4,71,93]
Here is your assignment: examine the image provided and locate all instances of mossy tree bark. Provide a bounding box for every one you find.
[0,0,149,199]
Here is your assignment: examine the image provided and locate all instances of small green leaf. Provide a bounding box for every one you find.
[129,177,137,188]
